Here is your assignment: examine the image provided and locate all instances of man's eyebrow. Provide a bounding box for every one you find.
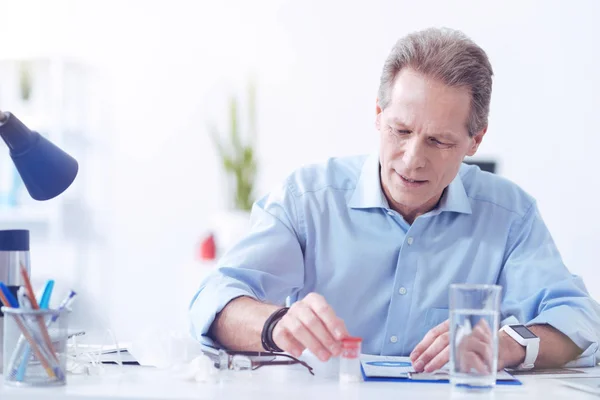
[389,118,411,129]
[431,132,459,141]
[390,119,459,139]
[389,116,464,138]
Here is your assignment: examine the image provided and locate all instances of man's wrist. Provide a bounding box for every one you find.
[498,330,526,369]
[261,307,289,352]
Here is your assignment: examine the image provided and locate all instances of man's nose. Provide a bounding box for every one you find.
[402,137,427,170]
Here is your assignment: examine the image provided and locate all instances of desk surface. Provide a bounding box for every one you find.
[0,365,599,400]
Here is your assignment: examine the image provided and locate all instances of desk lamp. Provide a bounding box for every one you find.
[0,109,78,370]
[0,108,78,282]
[0,110,78,201]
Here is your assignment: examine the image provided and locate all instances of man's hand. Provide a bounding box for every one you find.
[272,293,349,362]
[410,319,494,373]
[410,320,451,372]
[456,320,494,374]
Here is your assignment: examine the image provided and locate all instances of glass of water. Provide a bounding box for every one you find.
[449,284,501,390]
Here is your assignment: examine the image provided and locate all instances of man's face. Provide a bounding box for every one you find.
[376,68,485,221]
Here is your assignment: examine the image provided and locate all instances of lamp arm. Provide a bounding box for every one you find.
[0,111,36,153]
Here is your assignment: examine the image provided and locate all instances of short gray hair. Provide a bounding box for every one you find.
[378,27,494,137]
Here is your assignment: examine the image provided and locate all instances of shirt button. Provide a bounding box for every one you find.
[398,287,407,295]
[407,237,414,245]
[387,211,394,216]
[390,336,398,343]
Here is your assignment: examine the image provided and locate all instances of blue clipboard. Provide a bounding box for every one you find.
[360,364,522,386]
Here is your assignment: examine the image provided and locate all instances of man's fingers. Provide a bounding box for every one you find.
[462,335,493,365]
[276,294,348,362]
[281,303,332,361]
[295,302,341,357]
[471,321,493,355]
[304,293,348,340]
[474,319,492,340]
[413,331,450,372]
[423,344,450,372]
[272,325,305,357]
[410,319,450,362]
[459,351,490,375]
[411,319,450,360]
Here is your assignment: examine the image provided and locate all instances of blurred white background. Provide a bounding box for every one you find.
[0,0,598,343]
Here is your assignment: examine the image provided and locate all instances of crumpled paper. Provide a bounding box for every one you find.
[127,328,224,382]
[128,329,204,368]
[172,354,221,383]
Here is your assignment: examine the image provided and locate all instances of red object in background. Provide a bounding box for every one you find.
[199,233,216,261]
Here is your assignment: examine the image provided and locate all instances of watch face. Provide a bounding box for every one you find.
[512,325,537,339]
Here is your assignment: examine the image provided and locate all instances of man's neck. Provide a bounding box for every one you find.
[383,184,446,225]
[393,200,440,225]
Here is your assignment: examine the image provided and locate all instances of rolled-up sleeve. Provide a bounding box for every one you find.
[499,202,600,366]
[188,181,305,341]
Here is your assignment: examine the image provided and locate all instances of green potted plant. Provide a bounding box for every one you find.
[19,61,33,102]
[208,80,258,211]
[203,79,258,259]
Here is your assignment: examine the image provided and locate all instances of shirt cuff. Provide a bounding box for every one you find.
[526,305,599,366]
[188,274,258,342]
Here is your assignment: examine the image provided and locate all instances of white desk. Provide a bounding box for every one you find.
[0,365,599,400]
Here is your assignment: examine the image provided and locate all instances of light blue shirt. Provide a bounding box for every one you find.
[189,154,600,364]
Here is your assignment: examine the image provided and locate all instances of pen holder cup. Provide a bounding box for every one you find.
[2,307,68,387]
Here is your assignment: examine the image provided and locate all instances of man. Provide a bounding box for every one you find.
[190,27,600,372]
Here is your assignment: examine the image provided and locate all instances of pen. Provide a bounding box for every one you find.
[0,282,18,307]
[40,280,55,309]
[16,286,28,308]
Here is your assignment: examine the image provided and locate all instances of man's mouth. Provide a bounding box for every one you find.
[397,173,427,185]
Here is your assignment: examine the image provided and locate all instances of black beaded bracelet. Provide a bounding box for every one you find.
[261,307,289,352]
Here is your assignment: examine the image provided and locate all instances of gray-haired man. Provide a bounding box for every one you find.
[190,28,600,372]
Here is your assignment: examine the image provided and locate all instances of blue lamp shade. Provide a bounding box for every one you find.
[0,113,78,201]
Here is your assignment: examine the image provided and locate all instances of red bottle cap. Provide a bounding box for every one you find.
[341,337,362,349]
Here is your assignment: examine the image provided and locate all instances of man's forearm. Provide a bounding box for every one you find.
[499,324,582,369]
[209,296,280,351]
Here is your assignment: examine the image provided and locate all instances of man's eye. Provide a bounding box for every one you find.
[430,137,447,146]
[394,129,411,135]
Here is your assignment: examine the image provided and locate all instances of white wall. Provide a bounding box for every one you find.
[1,0,599,342]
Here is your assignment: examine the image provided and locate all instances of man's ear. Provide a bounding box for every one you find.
[466,126,487,156]
[375,98,383,130]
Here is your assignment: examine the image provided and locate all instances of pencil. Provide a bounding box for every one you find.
[19,263,60,364]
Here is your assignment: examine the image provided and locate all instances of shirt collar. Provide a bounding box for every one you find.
[348,154,472,215]
[348,154,389,209]
[433,171,472,215]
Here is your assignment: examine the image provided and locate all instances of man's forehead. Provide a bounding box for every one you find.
[385,77,471,137]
